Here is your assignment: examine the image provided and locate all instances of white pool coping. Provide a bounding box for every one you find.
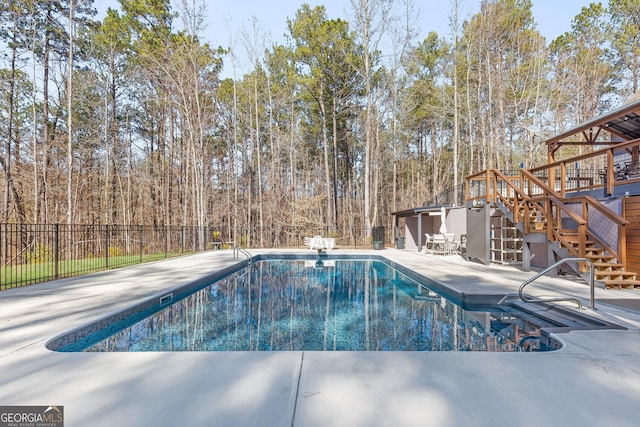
[1,249,640,426]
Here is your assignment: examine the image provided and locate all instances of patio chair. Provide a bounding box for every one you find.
[444,233,456,255]
[304,236,313,249]
[304,236,322,250]
[424,233,433,253]
[312,235,324,250]
[304,236,335,251]
[432,234,446,255]
[323,238,335,250]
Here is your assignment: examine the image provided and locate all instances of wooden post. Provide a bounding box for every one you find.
[560,163,566,198]
[620,198,628,266]
[606,149,614,196]
[546,199,554,242]
[485,170,491,204]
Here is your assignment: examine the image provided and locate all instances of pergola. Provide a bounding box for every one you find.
[546,97,640,162]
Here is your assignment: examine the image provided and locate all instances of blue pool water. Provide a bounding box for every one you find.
[53,258,554,352]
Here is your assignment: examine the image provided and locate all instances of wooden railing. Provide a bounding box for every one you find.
[466,168,628,264]
[467,137,640,203]
[530,137,640,197]
[490,169,529,226]
[571,195,629,265]
[521,169,629,264]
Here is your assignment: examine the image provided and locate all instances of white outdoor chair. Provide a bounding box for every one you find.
[444,233,456,255]
[311,236,324,250]
[304,236,335,251]
[424,233,433,253]
[323,238,335,250]
[432,234,446,255]
[303,236,313,249]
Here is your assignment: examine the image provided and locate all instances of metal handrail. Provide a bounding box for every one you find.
[233,246,252,263]
[519,257,595,310]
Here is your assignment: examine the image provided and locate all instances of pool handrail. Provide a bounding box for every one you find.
[519,257,595,310]
[234,246,252,263]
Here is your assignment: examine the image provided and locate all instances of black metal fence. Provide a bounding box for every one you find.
[424,183,466,207]
[0,223,384,290]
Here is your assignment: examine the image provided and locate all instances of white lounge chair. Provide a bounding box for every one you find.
[312,236,324,250]
[324,238,335,250]
[303,236,315,249]
[303,236,335,251]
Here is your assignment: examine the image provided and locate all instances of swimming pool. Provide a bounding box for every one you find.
[48,255,578,352]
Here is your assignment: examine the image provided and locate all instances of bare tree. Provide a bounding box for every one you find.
[349,0,414,231]
[67,0,74,225]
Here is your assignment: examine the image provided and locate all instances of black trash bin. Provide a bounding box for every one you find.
[372,226,385,250]
[396,237,405,249]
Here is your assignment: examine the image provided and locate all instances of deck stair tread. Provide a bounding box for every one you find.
[562,239,595,246]
[586,254,615,262]
[595,271,637,283]
[586,250,608,257]
[560,235,595,245]
[592,262,627,270]
[595,270,637,277]
[602,279,640,289]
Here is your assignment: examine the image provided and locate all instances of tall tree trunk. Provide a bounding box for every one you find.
[42,5,52,223]
[3,19,18,223]
[332,97,339,230]
[254,75,263,247]
[451,0,460,191]
[32,33,39,224]
[318,83,333,228]
[67,0,74,225]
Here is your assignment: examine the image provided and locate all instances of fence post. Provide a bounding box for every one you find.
[54,223,59,279]
[139,224,143,263]
[105,224,110,269]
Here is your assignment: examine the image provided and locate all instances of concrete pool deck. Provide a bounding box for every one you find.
[1,249,640,426]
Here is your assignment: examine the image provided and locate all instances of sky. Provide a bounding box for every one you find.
[94,0,606,76]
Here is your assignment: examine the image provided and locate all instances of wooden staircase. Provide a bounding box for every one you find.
[478,168,639,290]
[559,230,640,289]
[518,201,547,232]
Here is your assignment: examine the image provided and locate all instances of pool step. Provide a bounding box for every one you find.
[507,299,623,329]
